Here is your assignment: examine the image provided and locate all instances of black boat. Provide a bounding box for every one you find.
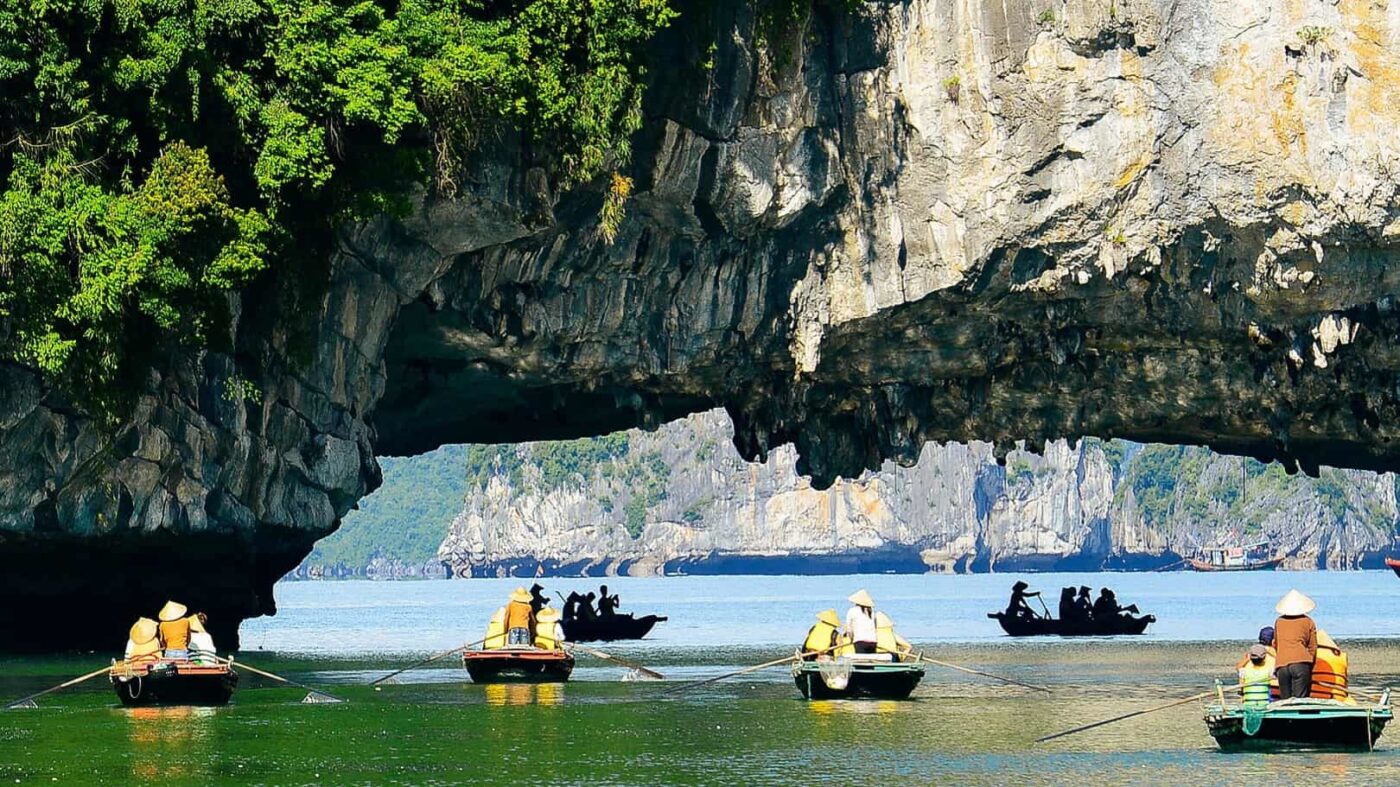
[987,611,1155,637]
[561,614,666,642]
[1204,692,1393,752]
[791,658,925,700]
[462,648,575,683]
[110,660,239,707]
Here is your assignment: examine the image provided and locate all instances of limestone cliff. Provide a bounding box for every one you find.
[432,411,1398,577]
[9,0,1400,647]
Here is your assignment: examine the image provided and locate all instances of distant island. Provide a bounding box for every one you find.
[294,411,1400,580]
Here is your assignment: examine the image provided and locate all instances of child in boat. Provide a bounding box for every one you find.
[189,613,217,665]
[124,618,161,664]
[1239,644,1272,709]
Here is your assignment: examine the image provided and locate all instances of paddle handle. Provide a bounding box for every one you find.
[3,664,112,710]
[217,656,346,702]
[1035,688,1227,743]
[370,638,484,686]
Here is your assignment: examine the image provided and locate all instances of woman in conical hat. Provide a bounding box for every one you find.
[801,610,843,660]
[534,607,565,650]
[157,601,194,660]
[1272,589,1317,700]
[844,590,877,654]
[158,601,188,622]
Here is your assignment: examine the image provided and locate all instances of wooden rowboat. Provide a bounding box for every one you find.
[110,660,238,707]
[987,611,1155,637]
[561,614,666,642]
[791,655,924,700]
[462,648,574,683]
[1204,688,1393,752]
[1386,557,1400,579]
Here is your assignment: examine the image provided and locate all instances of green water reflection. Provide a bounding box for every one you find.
[0,642,1398,784]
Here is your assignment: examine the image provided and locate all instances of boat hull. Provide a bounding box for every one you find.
[560,614,665,643]
[987,612,1154,637]
[1205,700,1391,752]
[462,649,575,683]
[791,660,924,700]
[1387,557,1400,579]
[1189,557,1284,572]
[110,662,238,707]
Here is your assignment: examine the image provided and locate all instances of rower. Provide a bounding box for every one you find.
[1272,589,1318,700]
[1005,581,1041,621]
[844,589,878,654]
[801,610,842,661]
[1239,644,1272,709]
[505,587,535,647]
[598,585,620,617]
[562,592,582,621]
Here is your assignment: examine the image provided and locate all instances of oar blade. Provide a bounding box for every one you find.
[301,691,345,704]
[7,699,38,710]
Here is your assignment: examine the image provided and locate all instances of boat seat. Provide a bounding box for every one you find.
[845,653,893,663]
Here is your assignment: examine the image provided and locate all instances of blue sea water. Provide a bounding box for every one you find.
[241,570,1400,656]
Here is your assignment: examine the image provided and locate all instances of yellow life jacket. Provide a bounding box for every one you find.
[484,607,507,649]
[874,624,900,659]
[126,638,161,664]
[803,622,839,655]
[1310,647,1350,701]
[535,623,561,650]
[1240,661,1272,708]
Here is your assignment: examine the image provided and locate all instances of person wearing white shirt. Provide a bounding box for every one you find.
[844,589,878,654]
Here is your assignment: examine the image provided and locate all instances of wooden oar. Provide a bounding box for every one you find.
[663,643,845,695]
[566,643,663,680]
[370,638,485,688]
[1035,688,1227,743]
[907,653,1051,693]
[3,664,112,710]
[217,656,346,704]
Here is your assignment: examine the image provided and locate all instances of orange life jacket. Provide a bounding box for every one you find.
[159,617,191,651]
[504,600,533,631]
[1310,647,1349,700]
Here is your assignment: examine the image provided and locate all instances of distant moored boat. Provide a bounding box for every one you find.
[1386,557,1400,579]
[1189,543,1283,571]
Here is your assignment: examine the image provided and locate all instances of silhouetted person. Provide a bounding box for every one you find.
[563,591,583,622]
[579,592,598,621]
[1005,581,1041,620]
[1076,586,1093,620]
[1092,588,1122,622]
[598,585,620,617]
[1058,587,1081,623]
[530,583,548,614]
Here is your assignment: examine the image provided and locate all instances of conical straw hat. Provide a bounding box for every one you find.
[189,615,207,634]
[874,611,893,627]
[129,618,158,645]
[816,609,840,627]
[509,587,531,603]
[848,589,875,607]
[158,601,188,622]
[1316,628,1340,652]
[537,608,561,623]
[1274,589,1315,616]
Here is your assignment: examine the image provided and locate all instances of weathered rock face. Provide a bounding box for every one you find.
[434,411,1397,577]
[7,0,1400,647]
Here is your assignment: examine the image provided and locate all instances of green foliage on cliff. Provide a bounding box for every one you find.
[306,444,470,570]
[0,0,675,415]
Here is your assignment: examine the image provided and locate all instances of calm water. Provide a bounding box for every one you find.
[1,572,1398,784]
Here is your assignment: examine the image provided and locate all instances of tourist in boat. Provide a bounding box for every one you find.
[530,583,548,614]
[124,618,162,664]
[1235,626,1276,670]
[802,609,843,660]
[1005,581,1041,620]
[189,613,218,665]
[562,591,582,621]
[534,608,566,651]
[158,601,193,659]
[1057,587,1082,623]
[845,589,878,654]
[579,592,599,621]
[1271,589,1317,699]
[1310,630,1350,701]
[484,606,508,649]
[1075,586,1094,620]
[873,612,912,661]
[598,585,620,617]
[1238,644,1272,709]
[505,587,535,646]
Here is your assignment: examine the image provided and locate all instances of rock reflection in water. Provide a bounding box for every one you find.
[124,705,216,781]
[483,682,564,706]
